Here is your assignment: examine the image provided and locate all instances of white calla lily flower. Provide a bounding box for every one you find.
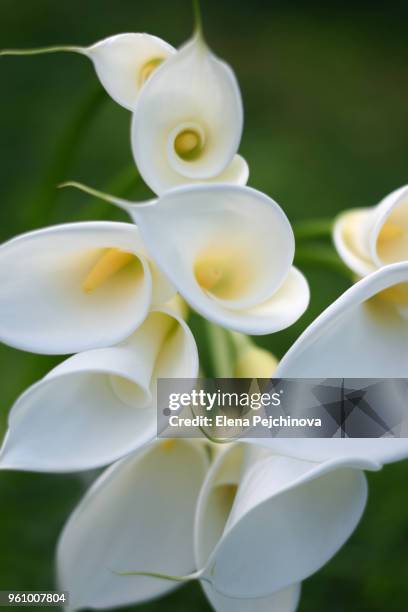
[131,33,246,194]
[0,221,174,354]
[63,182,310,335]
[57,440,208,611]
[334,184,408,277]
[0,306,197,472]
[194,443,376,600]
[89,33,175,110]
[260,262,408,465]
[1,33,175,111]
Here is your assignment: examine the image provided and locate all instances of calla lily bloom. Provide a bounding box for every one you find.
[57,441,302,612]
[57,440,208,610]
[1,33,175,111]
[63,182,310,335]
[131,33,247,194]
[194,443,376,600]
[0,306,197,472]
[0,221,174,354]
[334,184,408,277]
[259,262,408,465]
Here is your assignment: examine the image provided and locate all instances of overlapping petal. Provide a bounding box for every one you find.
[262,262,408,465]
[0,306,197,472]
[57,440,208,611]
[334,185,408,275]
[0,221,174,354]
[131,34,244,194]
[195,444,374,600]
[333,208,374,276]
[369,185,408,267]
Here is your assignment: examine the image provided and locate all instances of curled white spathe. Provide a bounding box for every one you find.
[87,33,175,110]
[194,443,375,599]
[57,440,208,610]
[64,182,310,335]
[0,306,197,472]
[333,184,408,276]
[0,221,174,354]
[131,34,245,194]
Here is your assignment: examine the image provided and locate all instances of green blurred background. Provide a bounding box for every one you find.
[0,0,407,610]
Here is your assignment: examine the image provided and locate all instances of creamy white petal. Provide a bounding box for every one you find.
[202,582,301,612]
[87,33,175,110]
[126,184,296,332]
[333,208,375,276]
[0,308,198,472]
[262,262,408,465]
[0,221,174,354]
[212,154,249,186]
[369,185,408,267]
[57,440,208,611]
[212,267,309,335]
[173,266,308,336]
[132,34,243,194]
[195,444,373,599]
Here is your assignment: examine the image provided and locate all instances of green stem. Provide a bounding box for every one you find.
[295,245,352,280]
[293,218,334,241]
[115,569,204,583]
[74,165,142,221]
[0,45,85,57]
[190,402,232,445]
[28,85,106,227]
[192,0,204,38]
[204,320,234,378]
[228,331,253,356]
[59,180,156,214]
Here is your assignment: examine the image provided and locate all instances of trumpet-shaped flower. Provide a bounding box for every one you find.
[258,262,408,465]
[334,184,408,277]
[57,440,209,610]
[0,306,197,472]
[1,33,175,111]
[65,182,310,335]
[131,34,247,194]
[57,441,302,612]
[0,221,174,354]
[194,443,376,600]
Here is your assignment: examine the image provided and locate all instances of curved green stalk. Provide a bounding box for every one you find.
[293,218,334,241]
[75,165,142,221]
[295,245,352,281]
[228,330,253,357]
[192,0,204,38]
[190,403,233,445]
[114,569,205,583]
[0,45,85,57]
[59,181,131,211]
[204,320,234,378]
[59,180,156,213]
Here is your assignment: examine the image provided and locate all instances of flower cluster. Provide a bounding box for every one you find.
[1,5,408,612]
